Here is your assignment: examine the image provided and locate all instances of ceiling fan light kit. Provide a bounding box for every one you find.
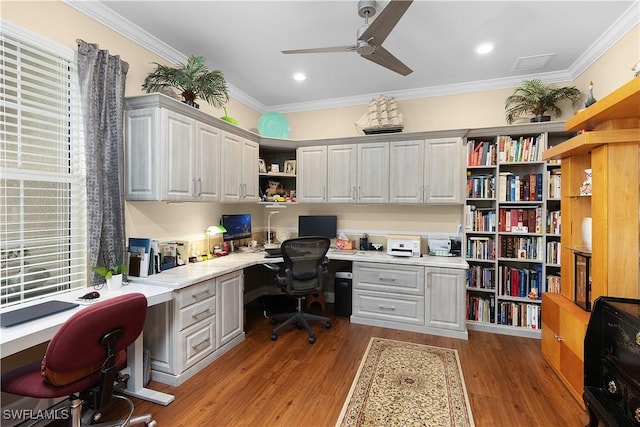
[282,0,413,76]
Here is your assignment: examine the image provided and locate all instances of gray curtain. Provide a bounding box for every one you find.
[76,40,129,283]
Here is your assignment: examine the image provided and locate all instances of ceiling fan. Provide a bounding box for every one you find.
[282,0,413,76]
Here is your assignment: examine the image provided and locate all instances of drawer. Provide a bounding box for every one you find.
[177,296,215,332]
[179,317,216,370]
[175,279,216,309]
[353,262,424,295]
[353,289,425,326]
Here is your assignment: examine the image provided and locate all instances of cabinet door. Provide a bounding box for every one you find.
[358,142,389,203]
[216,271,244,348]
[389,140,423,203]
[240,139,259,202]
[327,144,357,203]
[194,122,221,201]
[221,132,243,201]
[163,110,195,201]
[144,301,175,374]
[424,137,463,204]
[125,108,159,200]
[425,267,466,331]
[296,146,327,203]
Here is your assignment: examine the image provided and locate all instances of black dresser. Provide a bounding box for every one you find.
[584,296,640,427]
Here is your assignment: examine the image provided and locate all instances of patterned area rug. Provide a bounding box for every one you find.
[336,337,475,427]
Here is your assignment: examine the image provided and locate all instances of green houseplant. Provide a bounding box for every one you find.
[142,55,229,109]
[504,79,582,124]
[92,264,128,291]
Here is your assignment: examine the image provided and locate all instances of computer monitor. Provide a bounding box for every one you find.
[221,214,252,242]
[298,215,337,239]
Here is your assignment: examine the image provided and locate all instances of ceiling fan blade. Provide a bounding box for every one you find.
[282,46,356,54]
[362,45,413,76]
[360,0,413,46]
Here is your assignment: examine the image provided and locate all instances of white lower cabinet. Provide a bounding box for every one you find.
[351,261,468,339]
[144,270,245,386]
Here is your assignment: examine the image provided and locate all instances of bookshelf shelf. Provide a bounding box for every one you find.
[464,124,574,338]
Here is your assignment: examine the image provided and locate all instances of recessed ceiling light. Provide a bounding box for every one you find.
[475,42,494,55]
[293,72,306,81]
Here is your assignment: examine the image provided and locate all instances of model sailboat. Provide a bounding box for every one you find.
[355,95,404,135]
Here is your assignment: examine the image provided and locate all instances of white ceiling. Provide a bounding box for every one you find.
[72,1,638,112]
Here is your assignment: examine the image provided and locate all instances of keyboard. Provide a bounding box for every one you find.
[264,253,282,258]
[1,300,79,328]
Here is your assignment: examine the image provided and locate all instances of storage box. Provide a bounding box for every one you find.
[335,239,355,250]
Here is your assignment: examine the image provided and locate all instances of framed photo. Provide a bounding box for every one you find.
[258,159,267,173]
[284,160,296,175]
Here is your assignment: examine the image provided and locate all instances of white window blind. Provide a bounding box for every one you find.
[1,25,87,307]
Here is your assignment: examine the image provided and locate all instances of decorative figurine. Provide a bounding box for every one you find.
[633,60,640,78]
[580,168,592,196]
[585,81,597,108]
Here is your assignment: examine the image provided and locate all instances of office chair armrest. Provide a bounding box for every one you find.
[263,263,282,273]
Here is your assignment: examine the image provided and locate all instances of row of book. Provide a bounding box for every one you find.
[467,293,494,322]
[498,172,543,202]
[547,241,561,264]
[464,206,496,232]
[467,139,497,166]
[498,207,542,233]
[467,174,495,199]
[547,210,561,235]
[497,264,543,299]
[548,169,561,199]
[547,275,561,294]
[466,236,496,260]
[467,265,496,289]
[127,238,179,277]
[497,134,546,163]
[499,235,543,260]
[496,301,541,329]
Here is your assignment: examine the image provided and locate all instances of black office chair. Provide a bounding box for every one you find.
[264,237,332,344]
[1,293,156,426]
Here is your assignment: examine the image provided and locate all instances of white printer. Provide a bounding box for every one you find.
[386,235,421,257]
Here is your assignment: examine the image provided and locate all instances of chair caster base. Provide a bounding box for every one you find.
[325,320,331,328]
[271,333,278,341]
[308,335,316,344]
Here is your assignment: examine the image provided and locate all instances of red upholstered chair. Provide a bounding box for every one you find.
[1,293,156,427]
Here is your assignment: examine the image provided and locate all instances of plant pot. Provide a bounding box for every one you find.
[106,273,123,291]
[182,100,200,109]
[530,115,551,122]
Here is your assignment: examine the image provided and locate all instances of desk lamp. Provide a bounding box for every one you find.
[265,211,280,249]
[206,225,227,255]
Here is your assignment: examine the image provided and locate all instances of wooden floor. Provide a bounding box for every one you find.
[126,301,588,427]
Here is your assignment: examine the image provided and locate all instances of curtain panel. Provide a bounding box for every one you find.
[76,40,129,283]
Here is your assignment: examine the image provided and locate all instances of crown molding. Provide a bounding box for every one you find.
[64,0,638,115]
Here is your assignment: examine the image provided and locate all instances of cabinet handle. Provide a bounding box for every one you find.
[379,276,396,282]
[192,308,211,318]
[197,177,202,196]
[554,334,563,342]
[192,178,197,197]
[352,186,356,200]
[607,380,617,394]
[192,337,211,351]
[634,407,640,423]
[378,304,396,311]
[191,289,211,299]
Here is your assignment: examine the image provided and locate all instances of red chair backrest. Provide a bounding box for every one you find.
[41,293,147,385]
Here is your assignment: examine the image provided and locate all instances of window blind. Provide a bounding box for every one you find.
[1,26,87,306]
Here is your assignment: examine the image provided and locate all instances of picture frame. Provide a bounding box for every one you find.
[284,160,296,175]
[258,159,267,173]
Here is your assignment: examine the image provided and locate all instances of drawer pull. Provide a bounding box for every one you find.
[192,308,211,318]
[607,380,617,394]
[378,276,396,282]
[378,304,396,311]
[636,331,639,346]
[191,289,211,299]
[192,338,211,351]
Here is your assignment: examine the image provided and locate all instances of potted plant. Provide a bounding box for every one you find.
[141,55,229,109]
[92,264,128,291]
[504,79,582,124]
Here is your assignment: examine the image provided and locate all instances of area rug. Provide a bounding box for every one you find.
[336,337,475,427]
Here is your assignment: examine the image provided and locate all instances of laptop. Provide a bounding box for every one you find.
[1,300,79,328]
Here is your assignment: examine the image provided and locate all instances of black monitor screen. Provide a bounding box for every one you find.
[298,215,337,239]
[221,214,252,241]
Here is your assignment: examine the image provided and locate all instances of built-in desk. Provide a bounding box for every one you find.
[0,283,175,406]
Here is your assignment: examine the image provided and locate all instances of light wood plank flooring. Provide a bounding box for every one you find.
[127,301,588,426]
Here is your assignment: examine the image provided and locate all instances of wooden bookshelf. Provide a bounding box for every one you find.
[541,76,640,406]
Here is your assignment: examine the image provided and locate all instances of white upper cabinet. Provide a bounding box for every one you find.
[327,144,358,203]
[221,133,258,202]
[389,140,424,204]
[194,122,222,201]
[296,146,328,203]
[423,137,464,204]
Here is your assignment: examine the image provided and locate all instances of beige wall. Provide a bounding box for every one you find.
[3,2,638,246]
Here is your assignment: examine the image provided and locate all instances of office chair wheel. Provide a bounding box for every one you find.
[146,421,157,427]
[271,333,278,341]
[308,335,316,344]
[325,320,332,328]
